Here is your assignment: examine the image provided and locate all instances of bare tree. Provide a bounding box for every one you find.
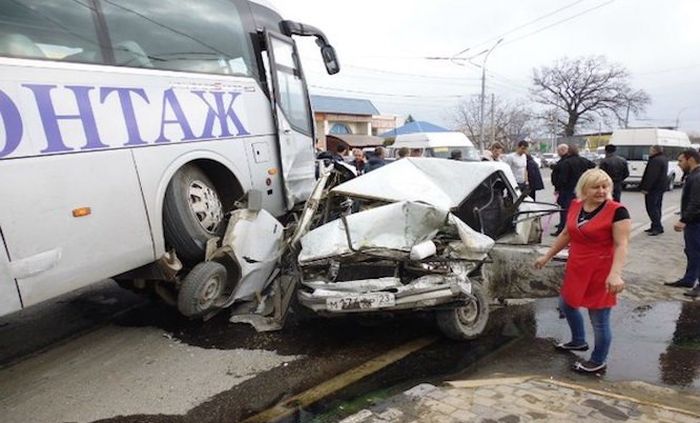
[531,56,651,136]
[451,96,536,151]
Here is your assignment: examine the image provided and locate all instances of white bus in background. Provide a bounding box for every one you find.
[610,128,691,190]
[0,0,340,317]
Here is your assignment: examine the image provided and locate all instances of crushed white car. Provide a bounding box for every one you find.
[177,158,566,340]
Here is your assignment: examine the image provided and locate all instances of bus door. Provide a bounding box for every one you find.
[264,31,316,210]
[0,232,22,315]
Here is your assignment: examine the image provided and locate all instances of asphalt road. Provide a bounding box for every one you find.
[0,167,687,423]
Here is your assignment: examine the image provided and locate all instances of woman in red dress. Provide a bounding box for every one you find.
[535,169,631,373]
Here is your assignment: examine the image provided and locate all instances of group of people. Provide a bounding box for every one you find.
[484,140,545,200]
[321,144,388,175]
[321,144,427,175]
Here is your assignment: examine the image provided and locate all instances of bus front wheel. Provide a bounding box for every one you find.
[163,164,225,265]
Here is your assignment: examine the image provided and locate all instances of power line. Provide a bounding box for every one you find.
[501,0,618,47]
[309,84,468,99]
[452,0,586,56]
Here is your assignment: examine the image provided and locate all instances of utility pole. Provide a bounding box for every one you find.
[490,93,495,145]
[478,39,503,154]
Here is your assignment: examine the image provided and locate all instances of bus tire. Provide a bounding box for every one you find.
[178,261,227,317]
[163,164,225,265]
[435,283,489,341]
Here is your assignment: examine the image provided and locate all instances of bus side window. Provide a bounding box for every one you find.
[99,0,255,76]
[0,0,102,63]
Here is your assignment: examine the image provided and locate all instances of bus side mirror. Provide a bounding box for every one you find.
[321,45,340,75]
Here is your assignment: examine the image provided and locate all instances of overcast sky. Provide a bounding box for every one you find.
[272,0,700,134]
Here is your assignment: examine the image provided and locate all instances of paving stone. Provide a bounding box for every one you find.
[441,394,472,410]
[429,401,457,416]
[375,407,404,421]
[403,383,437,398]
[472,396,498,407]
[427,389,450,400]
[451,409,477,422]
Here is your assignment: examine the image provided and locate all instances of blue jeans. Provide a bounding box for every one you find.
[559,297,612,365]
[681,222,700,285]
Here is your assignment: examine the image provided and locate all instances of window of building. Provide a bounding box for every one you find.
[330,123,352,134]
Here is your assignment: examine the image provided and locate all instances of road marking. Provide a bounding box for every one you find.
[242,336,437,423]
[629,206,678,239]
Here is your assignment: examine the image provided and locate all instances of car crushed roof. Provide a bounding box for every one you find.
[329,158,519,209]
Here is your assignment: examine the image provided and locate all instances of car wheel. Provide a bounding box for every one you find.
[177,261,227,317]
[436,283,489,340]
[668,175,675,191]
[163,164,225,265]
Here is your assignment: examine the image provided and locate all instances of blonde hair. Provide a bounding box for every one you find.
[575,168,613,200]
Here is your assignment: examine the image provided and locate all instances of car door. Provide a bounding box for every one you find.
[265,31,316,210]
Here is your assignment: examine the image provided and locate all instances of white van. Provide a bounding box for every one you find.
[610,128,691,189]
[388,132,480,161]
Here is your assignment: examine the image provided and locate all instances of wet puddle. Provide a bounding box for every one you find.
[535,298,700,390]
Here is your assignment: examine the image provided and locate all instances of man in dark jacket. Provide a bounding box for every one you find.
[598,144,629,202]
[668,149,700,297]
[640,145,670,236]
[551,144,595,235]
[365,146,386,172]
[526,154,544,201]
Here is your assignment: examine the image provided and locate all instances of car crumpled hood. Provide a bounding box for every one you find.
[298,200,495,264]
[329,158,519,208]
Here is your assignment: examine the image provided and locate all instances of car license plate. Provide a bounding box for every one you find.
[326,292,395,311]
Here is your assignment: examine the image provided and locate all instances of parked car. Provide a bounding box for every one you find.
[541,153,558,168]
[531,155,542,168]
[186,159,565,340]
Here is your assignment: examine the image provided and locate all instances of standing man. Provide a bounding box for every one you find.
[598,144,629,202]
[503,140,530,193]
[668,149,700,296]
[551,144,595,236]
[640,145,669,236]
[526,153,544,201]
[365,146,386,172]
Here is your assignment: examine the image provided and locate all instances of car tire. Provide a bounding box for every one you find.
[163,164,225,265]
[436,282,489,340]
[177,261,227,317]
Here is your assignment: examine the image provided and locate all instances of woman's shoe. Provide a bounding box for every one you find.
[573,360,607,374]
[554,341,589,351]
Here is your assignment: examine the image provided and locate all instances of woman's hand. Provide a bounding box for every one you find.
[534,255,549,269]
[606,273,625,294]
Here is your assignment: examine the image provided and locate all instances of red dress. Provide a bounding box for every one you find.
[560,199,622,309]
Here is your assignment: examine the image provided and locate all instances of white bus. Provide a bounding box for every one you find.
[610,128,691,190]
[0,0,339,317]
